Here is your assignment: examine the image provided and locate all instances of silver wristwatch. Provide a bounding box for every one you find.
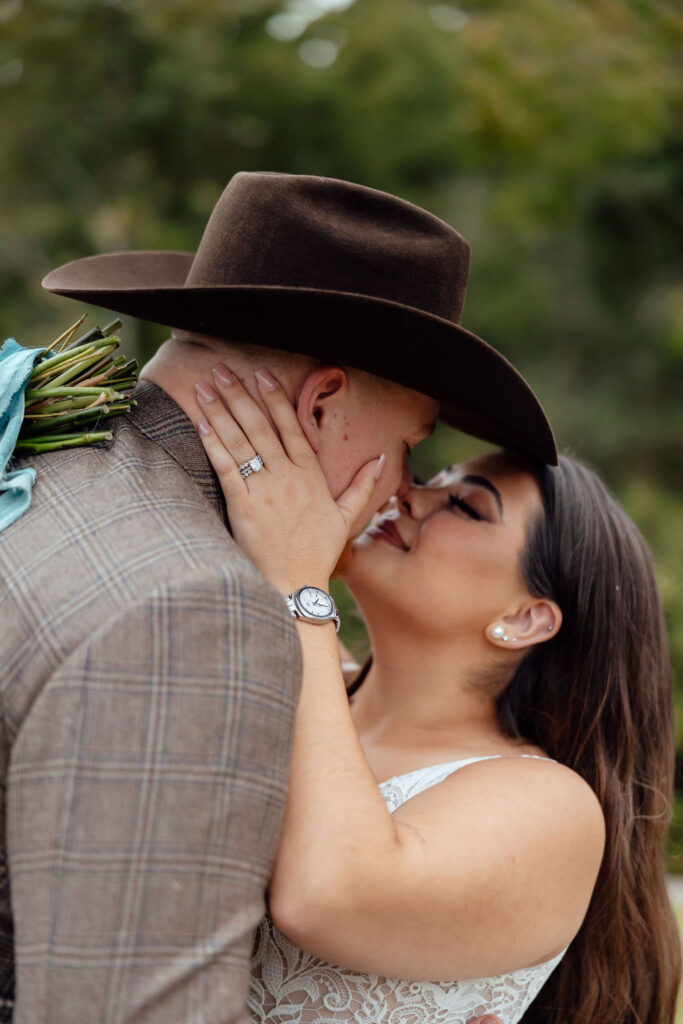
[285,586,340,631]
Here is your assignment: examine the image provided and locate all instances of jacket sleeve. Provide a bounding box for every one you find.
[7,564,302,1024]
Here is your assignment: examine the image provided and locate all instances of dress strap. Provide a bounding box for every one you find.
[379,753,557,791]
[504,754,557,763]
[378,754,558,812]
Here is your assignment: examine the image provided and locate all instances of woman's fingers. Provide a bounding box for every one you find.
[335,453,386,531]
[202,365,288,468]
[195,415,247,500]
[253,369,318,466]
[195,381,260,468]
[201,362,319,468]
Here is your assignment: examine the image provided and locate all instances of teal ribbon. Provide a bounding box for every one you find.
[0,338,45,533]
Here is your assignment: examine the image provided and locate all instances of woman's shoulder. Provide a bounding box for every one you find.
[422,749,607,883]
[444,748,604,827]
[374,747,605,975]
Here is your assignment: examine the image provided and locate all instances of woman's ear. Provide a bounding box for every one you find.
[296,366,347,453]
[486,598,562,650]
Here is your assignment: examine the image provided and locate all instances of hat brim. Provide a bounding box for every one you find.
[43,251,557,464]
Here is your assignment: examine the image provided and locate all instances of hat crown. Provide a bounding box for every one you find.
[185,172,471,324]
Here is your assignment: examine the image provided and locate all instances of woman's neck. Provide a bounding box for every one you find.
[348,622,505,750]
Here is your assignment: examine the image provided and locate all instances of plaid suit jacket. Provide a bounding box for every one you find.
[0,380,302,1024]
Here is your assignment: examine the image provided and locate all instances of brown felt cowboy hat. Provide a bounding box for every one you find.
[42,171,557,464]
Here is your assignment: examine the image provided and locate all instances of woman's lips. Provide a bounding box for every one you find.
[367,519,409,550]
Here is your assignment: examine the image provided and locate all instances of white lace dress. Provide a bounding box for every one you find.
[248,755,568,1024]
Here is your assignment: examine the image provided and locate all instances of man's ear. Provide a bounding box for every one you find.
[296,366,348,453]
[486,598,562,650]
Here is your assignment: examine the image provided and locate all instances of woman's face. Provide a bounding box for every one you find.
[346,452,545,640]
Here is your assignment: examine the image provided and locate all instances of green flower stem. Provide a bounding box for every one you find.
[21,431,106,442]
[41,313,87,357]
[98,402,132,415]
[20,405,114,435]
[80,359,131,388]
[24,395,105,415]
[29,345,99,384]
[25,399,101,415]
[24,385,124,401]
[18,432,105,444]
[20,401,133,436]
[14,432,113,453]
[46,346,117,389]
[28,337,118,380]
[57,319,120,354]
[102,319,122,337]
[72,356,124,388]
[109,359,138,380]
[90,403,133,422]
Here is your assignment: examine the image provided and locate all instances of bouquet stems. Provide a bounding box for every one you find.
[16,315,137,454]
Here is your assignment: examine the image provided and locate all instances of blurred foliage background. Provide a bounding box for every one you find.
[1,0,682,861]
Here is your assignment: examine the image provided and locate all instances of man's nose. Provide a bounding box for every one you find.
[395,461,413,503]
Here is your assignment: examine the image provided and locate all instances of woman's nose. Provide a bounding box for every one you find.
[400,481,445,519]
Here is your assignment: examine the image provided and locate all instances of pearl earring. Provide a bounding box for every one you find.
[491,625,508,642]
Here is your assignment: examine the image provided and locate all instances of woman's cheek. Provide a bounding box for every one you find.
[422,527,510,587]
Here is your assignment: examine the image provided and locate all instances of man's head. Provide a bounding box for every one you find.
[43,171,557,465]
[141,329,438,534]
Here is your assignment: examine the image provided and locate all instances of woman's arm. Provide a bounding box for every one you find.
[195,369,605,982]
[337,636,361,689]
[267,617,604,981]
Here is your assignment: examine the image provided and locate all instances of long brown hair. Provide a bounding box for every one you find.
[500,454,680,1023]
[347,453,680,1021]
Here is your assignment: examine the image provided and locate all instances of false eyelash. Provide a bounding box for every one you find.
[411,475,425,486]
[449,494,483,521]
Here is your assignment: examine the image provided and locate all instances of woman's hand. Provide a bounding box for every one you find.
[194,364,385,593]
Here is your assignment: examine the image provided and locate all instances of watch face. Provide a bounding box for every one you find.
[298,587,334,618]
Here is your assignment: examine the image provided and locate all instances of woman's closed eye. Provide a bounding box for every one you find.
[448,494,485,521]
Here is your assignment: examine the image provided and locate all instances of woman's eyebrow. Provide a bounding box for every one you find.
[461,474,504,515]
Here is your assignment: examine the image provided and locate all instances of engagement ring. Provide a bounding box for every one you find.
[239,454,265,479]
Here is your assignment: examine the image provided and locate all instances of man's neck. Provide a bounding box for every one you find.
[139,336,297,426]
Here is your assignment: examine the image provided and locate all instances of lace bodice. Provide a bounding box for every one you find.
[248,755,568,1024]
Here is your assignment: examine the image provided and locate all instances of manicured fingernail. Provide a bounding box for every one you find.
[373,454,386,480]
[212,364,235,386]
[197,417,212,436]
[195,381,217,402]
[255,368,279,391]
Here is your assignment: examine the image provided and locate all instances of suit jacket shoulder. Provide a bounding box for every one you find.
[0,383,303,1023]
[0,383,299,737]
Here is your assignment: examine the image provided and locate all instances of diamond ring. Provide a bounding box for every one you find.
[239,454,265,479]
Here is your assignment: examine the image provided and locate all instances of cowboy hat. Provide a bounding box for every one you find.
[42,171,557,464]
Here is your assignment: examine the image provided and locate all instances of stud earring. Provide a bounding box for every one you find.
[491,625,509,642]
[511,637,518,643]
